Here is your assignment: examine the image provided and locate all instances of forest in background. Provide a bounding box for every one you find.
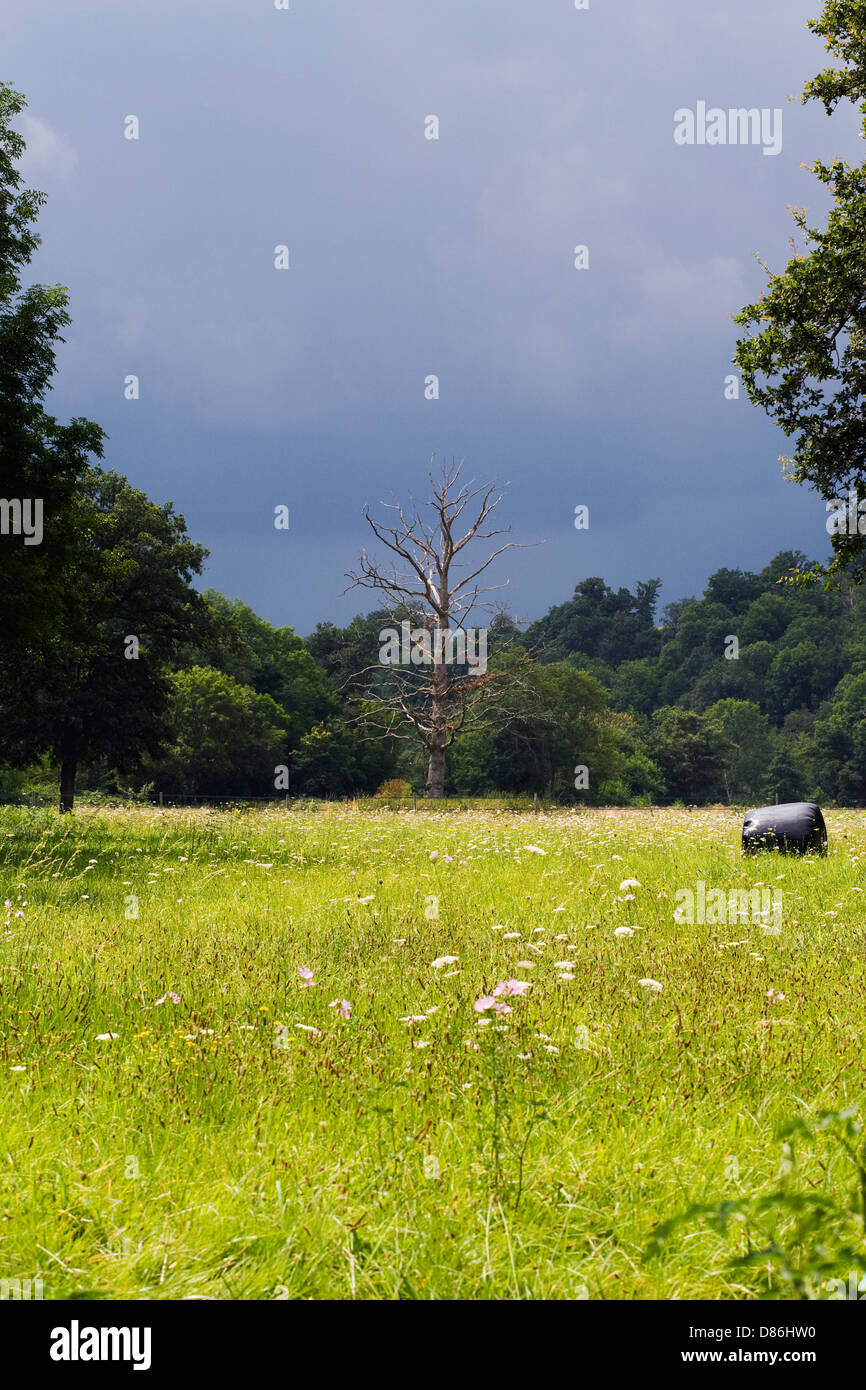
[6,546,866,808]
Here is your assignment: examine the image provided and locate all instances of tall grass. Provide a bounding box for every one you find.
[0,803,862,1299]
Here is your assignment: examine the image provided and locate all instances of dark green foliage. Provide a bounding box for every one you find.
[179,591,336,745]
[524,576,662,667]
[0,84,105,660]
[144,667,288,799]
[3,467,208,808]
[734,0,866,584]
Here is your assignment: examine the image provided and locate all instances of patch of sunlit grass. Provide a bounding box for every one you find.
[0,803,862,1299]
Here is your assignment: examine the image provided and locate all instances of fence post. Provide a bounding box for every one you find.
[159,791,163,807]
[413,795,417,812]
[533,792,538,813]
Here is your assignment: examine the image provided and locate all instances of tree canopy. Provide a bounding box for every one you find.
[735,0,866,583]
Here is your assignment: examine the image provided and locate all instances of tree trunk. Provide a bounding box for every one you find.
[59,759,77,814]
[426,631,448,798]
[426,730,446,799]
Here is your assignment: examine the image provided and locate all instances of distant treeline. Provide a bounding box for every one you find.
[8,548,866,806]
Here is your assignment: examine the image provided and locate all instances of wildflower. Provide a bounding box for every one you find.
[614,926,634,938]
[429,851,439,863]
[298,967,314,987]
[765,988,786,1003]
[443,855,453,864]
[295,1024,322,1036]
[492,1001,513,1016]
[431,955,459,969]
[474,996,496,1013]
[637,978,662,993]
[523,845,547,855]
[493,979,531,997]
[619,879,641,891]
[95,1032,120,1040]
[328,999,352,1020]
[155,992,182,1005]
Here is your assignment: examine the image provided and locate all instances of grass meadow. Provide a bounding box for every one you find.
[0,802,864,1301]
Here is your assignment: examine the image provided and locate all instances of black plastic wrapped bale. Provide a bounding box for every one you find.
[742,802,827,856]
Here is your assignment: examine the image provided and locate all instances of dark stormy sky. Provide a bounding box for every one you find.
[3,0,861,633]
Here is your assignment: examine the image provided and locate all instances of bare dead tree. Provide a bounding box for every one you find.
[346,461,531,797]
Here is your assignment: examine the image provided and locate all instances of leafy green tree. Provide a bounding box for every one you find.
[611,713,666,803]
[703,567,763,614]
[4,468,207,810]
[739,593,792,646]
[448,661,622,801]
[704,699,774,803]
[0,84,104,658]
[292,712,398,797]
[145,667,287,799]
[810,669,866,801]
[524,577,662,668]
[764,640,835,723]
[765,746,809,803]
[305,610,396,701]
[739,640,776,693]
[734,1,866,583]
[647,707,729,803]
[181,590,335,743]
[610,658,659,715]
[654,601,735,706]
